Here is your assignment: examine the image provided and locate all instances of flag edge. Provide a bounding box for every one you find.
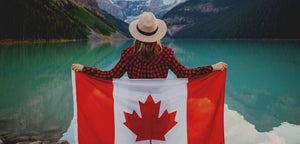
[71,70,79,144]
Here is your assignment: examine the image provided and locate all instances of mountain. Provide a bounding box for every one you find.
[163,0,300,39]
[73,0,131,38]
[73,0,104,17]
[97,0,186,23]
[97,0,126,21]
[0,0,130,41]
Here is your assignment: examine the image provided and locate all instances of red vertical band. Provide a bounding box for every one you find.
[187,71,226,144]
[75,72,114,144]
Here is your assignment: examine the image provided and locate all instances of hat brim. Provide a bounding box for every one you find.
[129,19,167,43]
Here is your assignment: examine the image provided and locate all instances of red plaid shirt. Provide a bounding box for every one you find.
[82,45,213,79]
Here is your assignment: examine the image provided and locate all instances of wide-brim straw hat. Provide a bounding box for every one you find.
[129,12,167,43]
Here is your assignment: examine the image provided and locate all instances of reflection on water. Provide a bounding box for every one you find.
[0,40,132,143]
[0,40,300,143]
[61,105,300,144]
[224,105,300,144]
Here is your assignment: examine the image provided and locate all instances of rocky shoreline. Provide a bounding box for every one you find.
[0,139,69,144]
[0,127,69,144]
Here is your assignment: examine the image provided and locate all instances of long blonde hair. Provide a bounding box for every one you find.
[133,39,161,59]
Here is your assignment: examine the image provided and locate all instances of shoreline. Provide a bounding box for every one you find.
[0,39,88,44]
[1,38,300,44]
[0,137,69,144]
[0,127,68,144]
[0,139,69,144]
[0,31,130,44]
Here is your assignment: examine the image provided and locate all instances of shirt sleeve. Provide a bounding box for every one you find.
[81,49,130,79]
[168,48,213,78]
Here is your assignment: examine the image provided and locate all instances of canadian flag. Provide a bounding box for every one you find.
[72,70,226,144]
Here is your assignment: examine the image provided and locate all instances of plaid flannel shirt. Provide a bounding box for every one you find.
[82,45,213,79]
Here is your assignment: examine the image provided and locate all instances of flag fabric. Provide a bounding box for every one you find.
[71,70,226,144]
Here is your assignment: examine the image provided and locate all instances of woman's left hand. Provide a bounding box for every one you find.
[72,64,84,72]
[212,62,227,71]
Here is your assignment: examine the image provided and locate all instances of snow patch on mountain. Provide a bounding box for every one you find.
[97,0,186,23]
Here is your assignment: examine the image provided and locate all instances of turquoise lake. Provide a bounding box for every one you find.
[0,40,300,143]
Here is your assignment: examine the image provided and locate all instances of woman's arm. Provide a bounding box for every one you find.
[168,49,226,78]
[71,49,130,79]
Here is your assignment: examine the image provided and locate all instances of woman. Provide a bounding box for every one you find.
[72,12,227,78]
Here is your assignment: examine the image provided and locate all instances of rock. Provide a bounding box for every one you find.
[29,135,44,141]
[57,140,70,144]
[13,136,31,142]
[23,131,40,136]
[0,139,4,144]
[45,126,60,133]
[16,141,49,144]
[29,141,43,144]
[88,28,105,41]
[97,0,126,20]
[16,142,31,144]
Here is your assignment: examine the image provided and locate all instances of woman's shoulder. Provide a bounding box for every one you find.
[121,46,134,56]
[161,45,174,54]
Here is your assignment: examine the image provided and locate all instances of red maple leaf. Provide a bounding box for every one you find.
[123,95,178,144]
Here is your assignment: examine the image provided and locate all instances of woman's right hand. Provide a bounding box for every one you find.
[72,64,84,72]
[212,62,227,71]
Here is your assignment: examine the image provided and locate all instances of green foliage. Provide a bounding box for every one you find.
[98,9,131,38]
[0,0,125,41]
[66,3,115,35]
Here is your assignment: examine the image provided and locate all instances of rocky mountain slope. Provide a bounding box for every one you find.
[73,0,104,17]
[163,0,300,39]
[74,0,131,38]
[97,0,126,21]
[97,0,186,23]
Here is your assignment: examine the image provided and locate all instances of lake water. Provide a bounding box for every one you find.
[0,40,300,143]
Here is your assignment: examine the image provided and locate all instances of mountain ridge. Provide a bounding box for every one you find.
[97,0,186,23]
[163,0,300,39]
